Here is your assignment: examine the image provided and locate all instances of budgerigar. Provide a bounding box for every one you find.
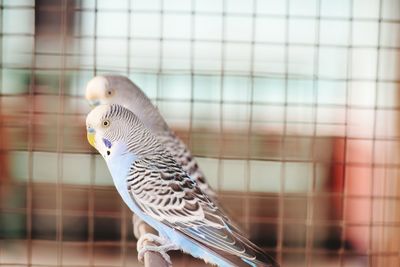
[86,104,279,267]
[85,75,215,199]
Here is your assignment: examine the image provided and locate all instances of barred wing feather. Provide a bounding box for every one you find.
[126,154,278,267]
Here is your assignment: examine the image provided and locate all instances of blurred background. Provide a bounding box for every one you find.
[0,0,399,266]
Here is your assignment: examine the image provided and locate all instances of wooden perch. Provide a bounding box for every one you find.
[132,214,170,267]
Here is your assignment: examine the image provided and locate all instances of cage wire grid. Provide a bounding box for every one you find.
[0,0,400,267]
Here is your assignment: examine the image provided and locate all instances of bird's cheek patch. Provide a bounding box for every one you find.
[103,138,112,149]
[102,138,112,156]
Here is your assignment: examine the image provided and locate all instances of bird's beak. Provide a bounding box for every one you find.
[88,99,101,107]
[87,128,96,148]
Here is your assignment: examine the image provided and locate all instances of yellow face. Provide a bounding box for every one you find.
[85,104,111,151]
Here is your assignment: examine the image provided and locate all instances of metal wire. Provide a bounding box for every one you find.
[1,0,400,266]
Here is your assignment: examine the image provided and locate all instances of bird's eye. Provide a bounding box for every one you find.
[106,89,113,96]
[102,120,110,127]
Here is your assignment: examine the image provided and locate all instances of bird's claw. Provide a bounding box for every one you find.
[136,233,178,266]
[138,244,173,266]
[137,233,167,249]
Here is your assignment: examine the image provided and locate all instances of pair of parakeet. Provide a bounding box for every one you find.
[85,75,278,267]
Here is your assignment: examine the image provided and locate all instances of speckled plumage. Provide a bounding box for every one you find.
[86,104,278,267]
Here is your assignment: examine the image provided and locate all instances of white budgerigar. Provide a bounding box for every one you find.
[86,104,279,267]
[85,75,215,199]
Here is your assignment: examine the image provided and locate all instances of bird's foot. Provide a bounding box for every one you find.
[137,233,168,249]
[137,233,178,265]
[138,243,177,266]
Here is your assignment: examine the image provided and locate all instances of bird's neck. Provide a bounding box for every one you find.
[125,96,170,134]
[106,151,138,182]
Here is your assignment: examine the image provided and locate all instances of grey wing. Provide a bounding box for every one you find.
[126,155,277,266]
[127,154,221,227]
[158,131,217,198]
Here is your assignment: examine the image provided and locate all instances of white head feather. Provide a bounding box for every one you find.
[85,75,169,134]
[86,104,161,163]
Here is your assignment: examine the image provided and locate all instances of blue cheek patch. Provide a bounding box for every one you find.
[102,138,112,149]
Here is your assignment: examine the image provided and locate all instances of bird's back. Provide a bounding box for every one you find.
[157,130,217,198]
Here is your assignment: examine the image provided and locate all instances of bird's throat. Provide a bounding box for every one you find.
[106,151,138,183]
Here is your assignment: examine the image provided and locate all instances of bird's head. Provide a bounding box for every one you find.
[86,104,160,165]
[85,75,168,133]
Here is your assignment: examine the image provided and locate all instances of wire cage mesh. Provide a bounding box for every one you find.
[0,0,400,266]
